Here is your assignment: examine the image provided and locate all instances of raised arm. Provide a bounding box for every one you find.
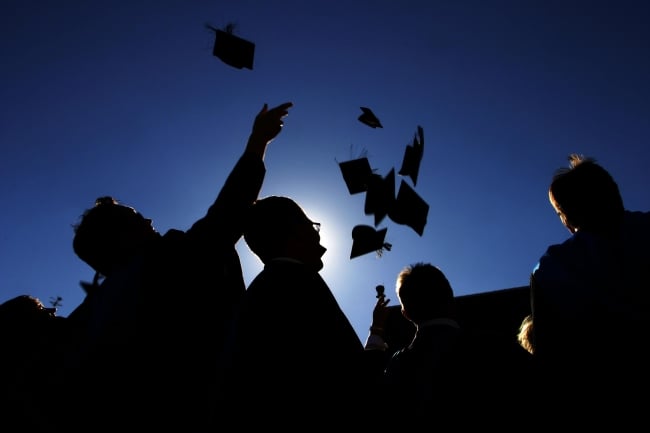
[188,102,293,243]
[245,102,293,160]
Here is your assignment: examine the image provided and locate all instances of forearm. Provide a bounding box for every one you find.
[188,152,265,242]
[244,131,269,160]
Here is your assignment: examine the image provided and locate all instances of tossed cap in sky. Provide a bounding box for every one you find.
[398,125,424,186]
[364,169,396,226]
[338,157,374,195]
[388,180,429,236]
[358,107,383,128]
[350,225,392,259]
[207,23,255,70]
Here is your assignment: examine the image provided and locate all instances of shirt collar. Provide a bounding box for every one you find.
[417,317,460,329]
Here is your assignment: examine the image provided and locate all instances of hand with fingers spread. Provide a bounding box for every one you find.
[246,101,293,159]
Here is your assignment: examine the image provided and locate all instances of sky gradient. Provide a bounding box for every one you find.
[1,0,649,340]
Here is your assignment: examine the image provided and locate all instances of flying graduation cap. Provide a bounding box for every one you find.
[358,107,383,128]
[398,125,424,186]
[338,157,374,195]
[207,23,255,70]
[350,225,392,259]
[364,169,395,227]
[388,180,429,236]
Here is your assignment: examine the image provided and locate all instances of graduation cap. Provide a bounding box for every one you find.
[364,169,395,226]
[358,107,383,128]
[388,180,429,236]
[207,23,255,70]
[398,125,424,186]
[350,225,392,259]
[338,157,373,195]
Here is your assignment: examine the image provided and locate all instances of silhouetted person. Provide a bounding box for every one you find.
[67,102,292,432]
[531,153,650,419]
[0,295,77,432]
[363,285,416,377]
[517,314,535,355]
[224,195,378,425]
[379,263,531,426]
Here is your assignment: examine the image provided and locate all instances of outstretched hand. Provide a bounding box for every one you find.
[246,101,293,158]
[371,294,391,330]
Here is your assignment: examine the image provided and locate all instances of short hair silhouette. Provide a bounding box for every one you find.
[243,196,318,263]
[0,295,56,326]
[396,262,454,324]
[72,196,156,276]
[549,154,624,234]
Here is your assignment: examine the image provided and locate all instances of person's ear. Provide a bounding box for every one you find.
[558,210,578,233]
[401,307,411,322]
[564,219,578,233]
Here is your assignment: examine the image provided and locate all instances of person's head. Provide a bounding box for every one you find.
[72,196,159,277]
[549,154,624,235]
[0,295,61,356]
[0,295,57,325]
[0,293,70,416]
[517,314,535,355]
[395,262,455,325]
[243,196,326,271]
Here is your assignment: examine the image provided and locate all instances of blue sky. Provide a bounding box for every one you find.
[1,0,648,340]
